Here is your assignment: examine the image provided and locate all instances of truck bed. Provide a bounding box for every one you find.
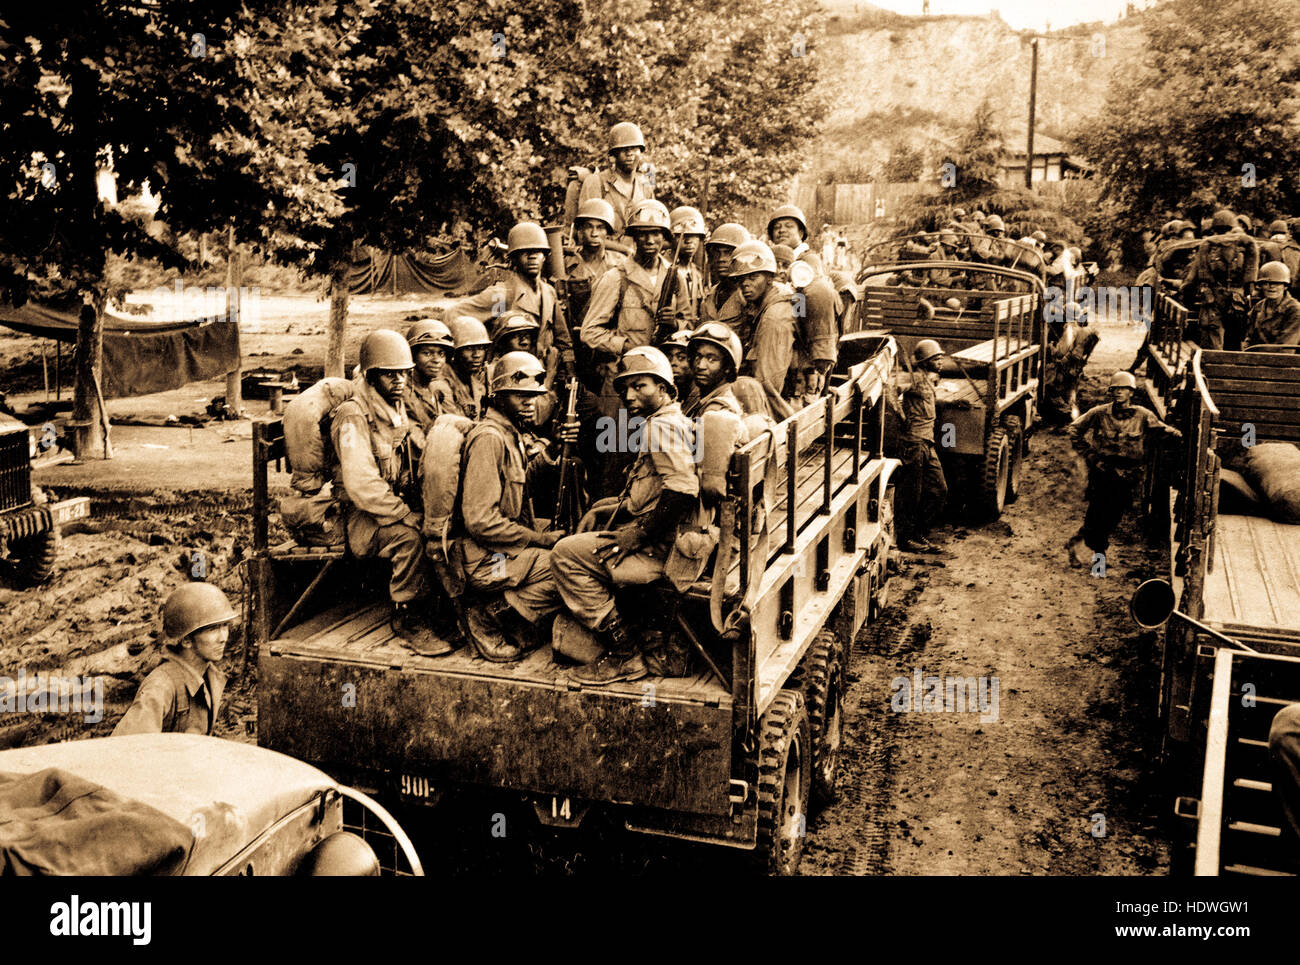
[1202,513,1300,636]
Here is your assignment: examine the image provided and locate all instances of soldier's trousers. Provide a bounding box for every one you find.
[551,531,667,632]
[1194,300,1248,351]
[1079,464,1140,555]
[462,542,562,622]
[1269,704,1300,869]
[895,440,947,541]
[345,510,427,604]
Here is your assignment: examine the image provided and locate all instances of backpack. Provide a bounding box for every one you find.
[420,412,477,547]
[1203,237,1247,288]
[282,377,355,494]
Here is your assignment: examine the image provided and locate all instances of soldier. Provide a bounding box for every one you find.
[983,214,1007,239]
[451,221,572,384]
[1244,261,1300,347]
[441,316,491,420]
[657,327,699,413]
[456,352,569,662]
[1180,208,1260,350]
[566,198,625,329]
[330,330,446,653]
[578,121,655,248]
[552,347,701,685]
[113,584,237,737]
[668,205,708,328]
[889,339,948,553]
[1264,220,1300,298]
[772,246,839,400]
[403,319,455,434]
[727,240,796,420]
[492,310,541,357]
[684,322,745,420]
[767,204,824,276]
[701,222,750,321]
[1065,371,1181,568]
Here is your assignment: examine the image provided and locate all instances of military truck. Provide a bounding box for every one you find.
[1139,345,1300,875]
[848,257,1047,518]
[0,412,89,586]
[249,337,901,874]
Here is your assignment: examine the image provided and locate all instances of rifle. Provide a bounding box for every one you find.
[544,223,585,387]
[653,228,686,345]
[551,378,586,534]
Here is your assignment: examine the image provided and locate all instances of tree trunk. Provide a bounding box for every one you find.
[224,225,244,414]
[326,256,350,378]
[71,289,110,459]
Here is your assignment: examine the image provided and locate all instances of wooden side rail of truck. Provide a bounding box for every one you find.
[250,335,901,874]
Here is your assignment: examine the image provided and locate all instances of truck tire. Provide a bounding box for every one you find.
[1003,416,1024,504]
[978,427,1011,519]
[754,689,811,876]
[4,528,60,587]
[801,630,847,808]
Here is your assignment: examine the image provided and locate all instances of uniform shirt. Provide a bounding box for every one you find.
[578,168,655,239]
[735,283,796,421]
[329,376,416,526]
[1067,403,1167,465]
[440,364,487,421]
[459,408,538,557]
[580,255,678,359]
[793,275,840,368]
[674,263,706,327]
[1245,294,1300,347]
[623,400,700,518]
[565,248,625,321]
[701,283,745,324]
[112,655,226,737]
[404,378,451,433]
[899,370,937,443]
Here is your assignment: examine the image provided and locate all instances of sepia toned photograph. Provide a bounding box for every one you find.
[0,0,1295,922]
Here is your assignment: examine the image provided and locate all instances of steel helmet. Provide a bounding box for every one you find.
[766,204,808,241]
[488,351,547,395]
[984,214,1005,232]
[1211,209,1237,230]
[770,243,796,267]
[1268,219,1290,237]
[405,318,454,350]
[162,582,238,642]
[1161,219,1181,237]
[612,345,676,397]
[506,221,550,256]
[491,310,541,345]
[972,210,987,222]
[300,832,380,877]
[688,322,743,376]
[1258,261,1292,284]
[575,198,616,232]
[937,230,958,246]
[706,223,750,250]
[1031,230,1047,243]
[670,205,707,238]
[727,240,778,277]
[1108,371,1137,390]
[608,121,646,151]
[448,316,492,350]
[656,327,694,352]
[952,207,967,218]
[360,329,415,372]
[626,199,671,234]
[914,339,944,364]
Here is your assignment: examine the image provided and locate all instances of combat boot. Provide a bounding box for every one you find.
[462,597,524,663]
[391,602,456,657]
[643,630,692,678]
[573,611,645,685]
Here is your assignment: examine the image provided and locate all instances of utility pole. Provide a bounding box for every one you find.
[1026,37,1038,191]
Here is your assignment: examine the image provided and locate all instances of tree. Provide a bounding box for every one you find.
[1074,0,1300,235]
[0,3,342,456]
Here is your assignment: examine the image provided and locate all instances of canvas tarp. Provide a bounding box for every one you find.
[346,245,481,295]
[0,301,238,399]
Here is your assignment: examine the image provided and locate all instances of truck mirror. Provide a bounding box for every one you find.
[1130,578,1176,628]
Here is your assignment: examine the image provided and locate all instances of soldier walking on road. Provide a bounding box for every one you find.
[1065,371,1181,569]
[889,339,948,553]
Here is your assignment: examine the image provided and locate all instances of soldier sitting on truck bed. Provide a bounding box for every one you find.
[403,319,455,436]
[441,317,492,420]
[551,347,702,685]
[1064,371,1181,569]
[330,330,449,655]
[1244,261,1300,348]
[455,352,573,662]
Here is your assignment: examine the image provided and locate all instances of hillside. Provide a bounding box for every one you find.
[812,5,1147,182]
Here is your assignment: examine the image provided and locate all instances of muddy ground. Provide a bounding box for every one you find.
[0,302,1171,874]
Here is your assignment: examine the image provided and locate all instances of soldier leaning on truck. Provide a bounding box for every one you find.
[889,339,949,554]
[113,584,237,737]
[1064,371,1181,567]
[551,347,701,686]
